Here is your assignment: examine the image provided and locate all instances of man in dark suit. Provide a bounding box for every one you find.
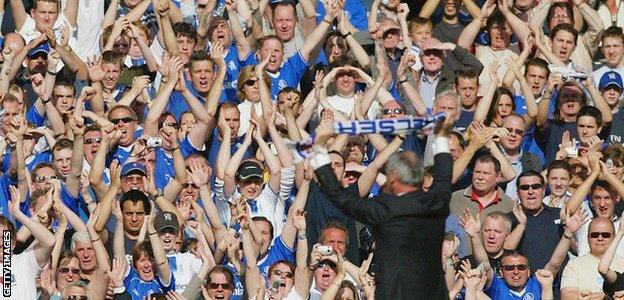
[309,113,454,299]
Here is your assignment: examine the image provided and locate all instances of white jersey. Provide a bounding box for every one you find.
[167,251,202,293]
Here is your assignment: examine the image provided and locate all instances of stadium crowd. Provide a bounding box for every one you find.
[6,0,624,299]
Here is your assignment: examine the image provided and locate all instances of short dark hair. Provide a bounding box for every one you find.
[602,25,624,44]
[475,154,501,173]
[206,266,235,288]
[603,144,624,167]
[252,216,274,241]
[101,50,123,68]
[189,51,214,70]
[53,138,73,153]
[591,180,616,196]
[515,170,545,188]
[320,220,349,247]
[500,250,528,264]
[455,69,479,86]
[173,22,198,43]
[547,2,574,27]
[547,160,573,177]
[525,58,550,78]
[132,241,153,268]
[551,23,578,44]
[577,106,603,128]
[120,190,151,214]
[486,9,506,31]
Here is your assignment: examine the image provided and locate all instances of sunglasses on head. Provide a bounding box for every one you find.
[208,282,233,290]
[59,267,81,275]
[272,269,294,278]
[244,79,258,86]
[518,184,543,191]
[383,108,404,115]
[502,264,529,271]
[110,117,135,124]
[589,232,613,239]
[84,137,102,145]
[34,175,58,183]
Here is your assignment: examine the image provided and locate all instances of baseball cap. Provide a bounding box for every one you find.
[236,161,263,181]
[27,42,50,58]
[599,71,623,91]
[121,162,147,178]
[154,211,180,232]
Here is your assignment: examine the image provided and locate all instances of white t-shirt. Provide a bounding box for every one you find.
[18,12,77,48]
[167,251,202,293]
[225,185,280,234]
[237,100,264,137]
[318,94,381,120]
[6,249,42,300]
[475,44,520,97]
[74,0,105,60]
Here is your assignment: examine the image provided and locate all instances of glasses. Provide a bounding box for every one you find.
[182,182,198,189]
[345,171,362,179]
[34,175,58,183]
[84,137,102,145]
[66,296,88,300]
[59,267,81,275]
[272,270,294,278]
[208,282,233,290]
[318,261,337,270]
[161,122,179,129]
[589,232,613,239]
[518,184,543,191]
[110,117,135,124]
[502,264,529,271]
[422,49,444,57]
[505,127,525,136]
[383,108,404,115]
[244,79,258,86]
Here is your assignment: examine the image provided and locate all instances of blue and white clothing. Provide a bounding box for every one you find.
[217,44,255,102]
[486,275,542,300]
[250,51,309,100]
[257,236,295,279]
[153,137,204,189]
[124,267,175,300]
[167,252,202,293]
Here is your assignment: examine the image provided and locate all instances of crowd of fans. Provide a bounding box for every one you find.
[6,0,624,299]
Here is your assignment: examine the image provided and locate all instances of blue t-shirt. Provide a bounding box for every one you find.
[220,44,255,102]
[315,0,368,30]
[124,267,175,300]
[249,51,308,100]
[153,137,202,189]
[258,235,295,278]
[0,174,15,221]
[206,128,253,169]
[486,275,542,300]
[26,105,46,127]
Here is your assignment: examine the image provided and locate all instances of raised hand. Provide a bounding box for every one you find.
[459,209,481,238]
[358,252,375,296]
[87,56,105,82]
[8,186,21,216]
[210,42,226,70]
[535,269,554,288]
[292,209,306,231]
[108,257,126,288]
[565,208,590,234]
[512,202,527,225]
[188,158,211,188]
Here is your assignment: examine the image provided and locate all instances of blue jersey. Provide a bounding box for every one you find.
[258,235,295,278]
[153,137,202,189]
[206,128,253,170]
[124,267,175,300]
[486,275,542,300]
[0,174,15,221]
[26,105,46,127]
[221,44,255,102]
[249,51,308,100]
[315,0,368,30]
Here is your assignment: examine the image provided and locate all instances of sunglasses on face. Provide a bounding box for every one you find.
[182,182,198,189]
[208,282,233,290]
[318,261,337,270]
[422,49,444,57]
[383,108,404,115]
[345,171,362,179]
[59,267,81,275]
[84,137,102,145]
[518,184,543,191]
[66,296,88,300]
[502,264,529,271]
[272,270,294,278]
[34,175,58,183]
[505,127,525,136]
[589,232,613,239]
[244,79,258,86]
[110,117,135,124]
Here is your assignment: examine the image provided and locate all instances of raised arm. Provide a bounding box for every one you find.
[93,161,121,232]
[499,0,530,44]
[567,152,601,214]
[147,210,172,286]
[503,203,526,250]
[65,103,88,197]
[223,126,254,197]
[397,55,427,117]
[339,11,370,69]
[9,0,26,30]
[473,63,500,124]
[144,57,181,137]
[419,0,442,18]
[8,186,55,267]
[85,208,112,298]
[358,136,403,197]
[599,212,624,283]
[299,0,337,62]
[457,0,495,49]
[252,120,281,192]
[205,44,227,136]
[225,0,251,60]
[292,210,312,297]
[544,209,588,275]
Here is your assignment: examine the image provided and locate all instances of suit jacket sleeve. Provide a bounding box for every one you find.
[450,45,484,75]
[315,164,391,225]
[426,153,454,215]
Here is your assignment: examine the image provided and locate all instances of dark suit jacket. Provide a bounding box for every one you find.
[315,153,453,300]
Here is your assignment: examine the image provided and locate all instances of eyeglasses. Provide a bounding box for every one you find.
[34,175,58,183]
[66,296,88,300]
[505,127,525,136]
[110,117,135,124]
[244,79,258,86]
[182,182,198,189]
[589,232,613,239]
[161,122,179,129]
[318,261,337,270]
[59,267,81,275]
[272,270,294,278]
[383,108,404,115]
[422,49,444,57]
[84,137,102,145]
[502,264,529,271]
[208,282,233,289]
[518,184,543,191]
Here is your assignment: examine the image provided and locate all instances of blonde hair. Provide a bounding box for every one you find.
[236,66,271,101]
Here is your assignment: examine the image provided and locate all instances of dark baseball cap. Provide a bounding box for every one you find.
[154,211,179,232]
[236,161,263,181]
